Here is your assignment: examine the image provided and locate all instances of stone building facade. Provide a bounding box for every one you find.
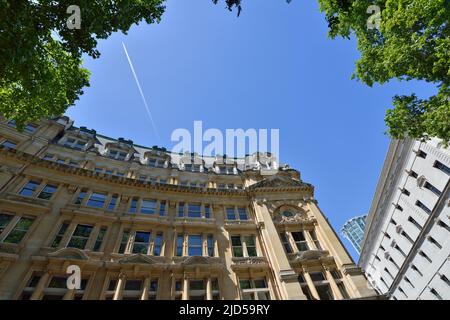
[359,138,450,300]
[0,116,377,300]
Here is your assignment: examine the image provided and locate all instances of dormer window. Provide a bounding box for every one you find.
[218,165,235,175]
[108,149,127,161]
[64,137,87,150]
[6,120,37,134]
[147,157,165,168]
[184,163,201,172]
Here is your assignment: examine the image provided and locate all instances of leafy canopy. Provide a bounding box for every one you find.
[0,0,165,129]
[317,0,449,143]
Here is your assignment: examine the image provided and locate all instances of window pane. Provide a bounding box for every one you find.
[226,207,236,220]
[190,280,205,290]
[37,184,57,200]
[153,233,163,256]
[86,192,107,208]
[141,199,157,214]
[188,203,202,218]
[4,217,34,244]
[238,207,248,220]
[0,213,13,234]
[188,235,202,256]
[239,280,251,290]
[19,181,40,196]
[176,234,184,256]
[51,222,69,248]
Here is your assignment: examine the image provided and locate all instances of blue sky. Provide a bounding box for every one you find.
[66,0,436,260]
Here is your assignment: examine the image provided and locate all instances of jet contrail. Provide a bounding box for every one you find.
[122,41,161,144]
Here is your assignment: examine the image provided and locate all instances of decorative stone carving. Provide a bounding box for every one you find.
[47,247,89,261]
[232,257,267,265]
[289,250,329,262]
[118,254,166,265]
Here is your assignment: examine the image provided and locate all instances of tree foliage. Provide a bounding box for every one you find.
[0,0,165,129]
[316,0,450,143]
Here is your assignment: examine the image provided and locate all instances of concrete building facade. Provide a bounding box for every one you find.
[359,138,450,300]
[0,116,377,300]
[341,215,367,254]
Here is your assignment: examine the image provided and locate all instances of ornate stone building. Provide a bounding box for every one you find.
[0,116,377,300]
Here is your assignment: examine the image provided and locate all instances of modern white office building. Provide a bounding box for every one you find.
[359,137,450,300]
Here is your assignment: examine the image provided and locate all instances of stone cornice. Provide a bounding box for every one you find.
[0,147,315,197]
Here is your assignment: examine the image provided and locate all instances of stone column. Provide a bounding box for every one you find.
[206,277,212,300]
[253,200,306,300]
[30,272,50,300]
[302,268,320,300]
[182,274,189,300]
[141,276,151,300]
[113,273,126,300]
[324,267,344,300]
[63,289,75,300]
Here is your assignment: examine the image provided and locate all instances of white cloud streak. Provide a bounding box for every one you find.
[122,41,161,144]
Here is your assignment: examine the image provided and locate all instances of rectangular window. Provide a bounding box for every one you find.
[153,232,163,256]
[119,230,130,253]
[67,224,93,249]
[159,201,166,216]
[129,197,138,213]
[1,140,17,149]
[433,160,450,175]
[93,227,107,252]
[178,202,185,217]
[309,230,322,250]
[244,235,257,257]
[207,234,214,257]
[37,184,57,200]
[141,199,157,214]
[238,207,248,220]
[239,279,270,300]
[117,152,127,161]
[292,231,309,252]
[132,231,151,254]
[51,222,69,248]
[231,236,243,257]
[316,283,334,300]
[188,234,203,256]
[430,288,443,300]
[107,194,118,211]
[408,216,422,230]
[176,233,184,256]
[188,203,202,218]
[0,213,13,234]
[19,181,40,197]
[424,182,441,196]
[43,154,54,161]
[280,233,293,253]
[148,280,158,300]
[24,124,38,134]
[3,217,35,244]
[415,200,432,214]
[75,189,87,205]
[86,192,107,208]
[204,205,211,219]
[226,207,236,220]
